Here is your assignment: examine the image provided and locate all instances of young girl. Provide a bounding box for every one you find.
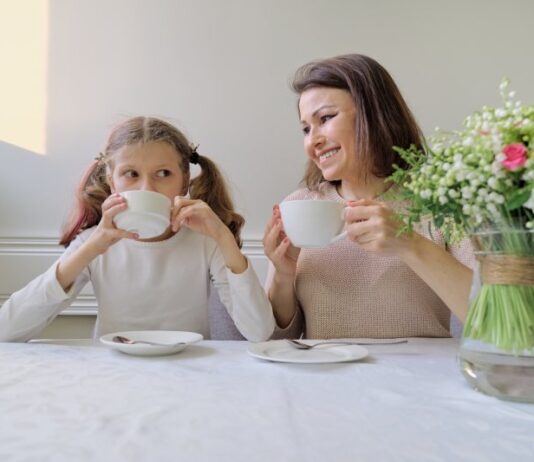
[0,117,275,342]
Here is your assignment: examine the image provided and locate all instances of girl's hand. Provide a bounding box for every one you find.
[171,197,229,242]
[86,194,139,255]
[344,199,412,256]
[262,205,300,278]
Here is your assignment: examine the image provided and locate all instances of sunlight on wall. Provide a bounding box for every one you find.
[0,1,48,155]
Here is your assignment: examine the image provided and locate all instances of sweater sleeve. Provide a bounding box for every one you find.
[0,232,92,342]
[208,245,275,342]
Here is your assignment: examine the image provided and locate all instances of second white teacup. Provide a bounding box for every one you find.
[113,190,172,239]
[279,199,347,248]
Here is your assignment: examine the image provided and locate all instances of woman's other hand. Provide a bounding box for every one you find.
[263,205,300,278]
[344,199,413,256]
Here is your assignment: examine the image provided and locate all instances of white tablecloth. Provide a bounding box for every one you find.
[0,338,533,462]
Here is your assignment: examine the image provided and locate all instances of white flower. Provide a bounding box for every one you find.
[420,189,432,200]
[463,137,474,147]
[495,153,506,162]
[461,187,473,199]
[495,108,507,118]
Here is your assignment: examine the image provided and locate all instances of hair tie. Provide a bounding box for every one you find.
[190,144,200,165]
[94,152,106,163]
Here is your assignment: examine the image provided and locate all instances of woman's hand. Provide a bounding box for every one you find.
[344,199,413,256]
[262,205,300,278]
[171,197,230,242]
[86,193,139,255]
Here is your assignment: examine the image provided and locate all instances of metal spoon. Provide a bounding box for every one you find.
[112,335,185,347]
[285,338,408,349]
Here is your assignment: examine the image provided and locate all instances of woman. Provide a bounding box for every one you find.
[264,54,473,339]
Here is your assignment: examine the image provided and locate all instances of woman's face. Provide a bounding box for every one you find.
[108,141,187,201]
[299,87,358,182]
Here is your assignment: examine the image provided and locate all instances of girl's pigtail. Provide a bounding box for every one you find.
[189,154,245,248]
[59,158,110,247]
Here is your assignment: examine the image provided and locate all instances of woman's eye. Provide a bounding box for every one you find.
[156,169,171,178]
[320,114,335,123]
[302,126,310,135]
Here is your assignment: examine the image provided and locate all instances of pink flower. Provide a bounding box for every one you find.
[501,143,527,170]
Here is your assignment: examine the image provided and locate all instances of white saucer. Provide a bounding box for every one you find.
[113,211,169,239]
[247,340,368,364]
[100,330,203,356]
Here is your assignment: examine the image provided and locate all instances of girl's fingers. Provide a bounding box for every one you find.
[113,229,139,241]
[172,197,198,216]
[102,194,126,212]
[101,201,128,226]
[172,204,199,230]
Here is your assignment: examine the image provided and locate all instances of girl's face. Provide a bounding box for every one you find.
[108,141,187,201]
[298,87,358,182]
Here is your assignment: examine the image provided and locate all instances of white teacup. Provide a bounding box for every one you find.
[279,200,347,248]
[113,190,172,239]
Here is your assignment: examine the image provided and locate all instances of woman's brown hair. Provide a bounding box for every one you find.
[60,117,244,247]
[292,54,424,189]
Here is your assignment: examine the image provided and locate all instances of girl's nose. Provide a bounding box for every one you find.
[139,177,157,192]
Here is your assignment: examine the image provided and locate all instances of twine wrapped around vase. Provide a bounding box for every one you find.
[478,254,534,285]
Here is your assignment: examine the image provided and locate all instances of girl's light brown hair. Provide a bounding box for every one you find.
[60,117,244,247]
[292,53,424,190]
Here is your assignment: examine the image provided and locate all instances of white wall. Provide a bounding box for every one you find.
[1,0,534,334]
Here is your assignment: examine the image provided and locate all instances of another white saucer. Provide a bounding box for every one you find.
[113,211,169,239]
[100,330,203,356]
[247,340,368,364]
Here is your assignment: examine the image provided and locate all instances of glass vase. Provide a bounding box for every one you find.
[458,227,534,403]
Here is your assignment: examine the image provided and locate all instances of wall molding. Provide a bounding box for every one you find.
[0,236,265,255]
[0,236,267,316]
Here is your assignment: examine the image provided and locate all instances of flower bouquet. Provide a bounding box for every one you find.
[391,79,534,400]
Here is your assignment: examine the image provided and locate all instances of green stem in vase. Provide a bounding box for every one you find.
[465,283,534,352]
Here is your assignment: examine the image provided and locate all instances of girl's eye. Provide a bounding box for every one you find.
[123,170,138,178]
[301,126,310,135]
[156,169,171,178]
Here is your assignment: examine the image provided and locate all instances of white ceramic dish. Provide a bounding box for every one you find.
[247,340,368,364]
[100,330,203,356]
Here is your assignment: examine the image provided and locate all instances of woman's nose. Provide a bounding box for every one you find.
[307,128,326,150]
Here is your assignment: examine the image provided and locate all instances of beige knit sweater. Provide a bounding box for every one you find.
[277,183,474,339]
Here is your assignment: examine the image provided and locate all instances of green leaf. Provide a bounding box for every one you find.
[507,188,532,211]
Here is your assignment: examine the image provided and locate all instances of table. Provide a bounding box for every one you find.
[0,338,533,462]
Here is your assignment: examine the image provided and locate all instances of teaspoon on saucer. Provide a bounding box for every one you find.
[112,335,185,347]
[286,339,408,349]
